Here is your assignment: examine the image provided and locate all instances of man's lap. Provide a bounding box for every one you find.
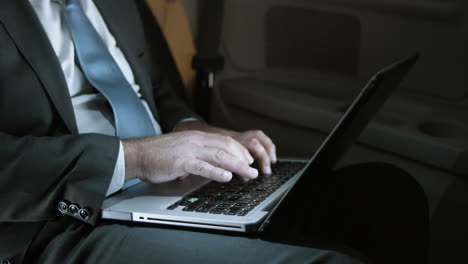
[30,162,427,263]
[36,221,363,264]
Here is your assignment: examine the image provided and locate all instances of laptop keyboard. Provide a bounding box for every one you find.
[166,161,306,216]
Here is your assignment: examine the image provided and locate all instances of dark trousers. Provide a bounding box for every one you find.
[29,162,429,264]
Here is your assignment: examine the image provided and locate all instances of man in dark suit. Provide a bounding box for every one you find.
[0,0,428,263]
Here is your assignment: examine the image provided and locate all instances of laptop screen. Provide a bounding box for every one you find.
[302,54,419,177]
[259,54,419,233]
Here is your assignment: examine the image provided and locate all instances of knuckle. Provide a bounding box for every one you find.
[225,138,237,149]
[258,146,267,154]
[232,157,244,167]
[182,159,193,174]
[225,135,237,146]
[182,139,197,150]
[194,160,207,172]
[253,130,263,137]
[215,150,226,160]
[249,138,259,146]
[249,139,261,150]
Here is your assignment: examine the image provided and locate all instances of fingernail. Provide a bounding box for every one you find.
[264,166,272,175]
[248,155,254,164]
[223,171,232,181]
[249,168,258,178]
[271,154,277,163]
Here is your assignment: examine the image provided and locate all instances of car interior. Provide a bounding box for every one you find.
[149,0,468,262]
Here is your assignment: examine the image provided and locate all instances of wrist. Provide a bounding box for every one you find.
[122,139,142,181]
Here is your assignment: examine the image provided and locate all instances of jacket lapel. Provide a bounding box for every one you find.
[94,0,161,122]
[0,0,78,134]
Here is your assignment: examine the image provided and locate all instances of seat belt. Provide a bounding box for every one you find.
[192,0,225,120]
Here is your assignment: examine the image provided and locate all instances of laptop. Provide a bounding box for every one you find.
[102,55,419,233]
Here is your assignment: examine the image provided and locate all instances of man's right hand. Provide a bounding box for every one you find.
[122,131,259,184]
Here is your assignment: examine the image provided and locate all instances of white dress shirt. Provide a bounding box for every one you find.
[29,0,164,196]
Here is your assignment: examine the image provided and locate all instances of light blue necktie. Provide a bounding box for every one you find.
[62,0,156,139]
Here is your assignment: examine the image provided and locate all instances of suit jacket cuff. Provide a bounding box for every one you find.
[105,141,125,196]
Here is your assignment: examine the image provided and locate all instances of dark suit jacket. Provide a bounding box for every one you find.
[0,0,198,262]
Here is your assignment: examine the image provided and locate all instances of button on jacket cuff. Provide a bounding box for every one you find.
[58,201,69,214]
[79,208,90,220]
[69,204,80,216]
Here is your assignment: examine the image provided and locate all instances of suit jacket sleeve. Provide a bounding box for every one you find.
[135,0,202,133]
[0,131,120,225]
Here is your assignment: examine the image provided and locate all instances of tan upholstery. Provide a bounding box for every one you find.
[145,0,197,101]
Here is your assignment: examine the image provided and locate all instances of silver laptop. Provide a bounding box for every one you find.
[102,55,419,233]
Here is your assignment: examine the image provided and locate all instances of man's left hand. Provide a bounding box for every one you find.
[174,121,277,175]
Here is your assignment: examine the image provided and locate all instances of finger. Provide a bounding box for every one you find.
[240,177,251,183]
[184,159,233,182]
[246,138,272,174]
[197,148,258,180]
[203,134,254,164]
[249,130,277,163]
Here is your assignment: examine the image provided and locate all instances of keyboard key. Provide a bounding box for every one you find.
[225,195,242,202]
[182,199,206,211]
[238,210,249,216]
[245,205,255,211]
[178,199,192,206]
[216,203,233,208]
[209,207,226,214]
[250,200,261,206]
[195,203,216,213]
[223,206,243,215]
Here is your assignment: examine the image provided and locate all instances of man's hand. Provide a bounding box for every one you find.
[122,131,259,184]
[230,130,277,174]
[174,121,277,175]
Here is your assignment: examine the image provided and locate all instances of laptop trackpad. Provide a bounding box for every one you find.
[102,175,210,209]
